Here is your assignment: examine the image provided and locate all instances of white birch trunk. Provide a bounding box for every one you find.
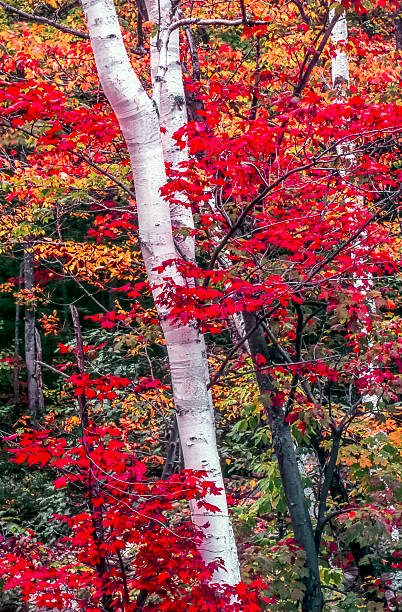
[331,8,349,92]
[331,8,377,406]
[80,0,240,585]
[146,0,249,356]
[145,0,195,263]
[331,8,354,166]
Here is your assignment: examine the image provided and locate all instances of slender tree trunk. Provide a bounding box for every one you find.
[162,418,180,480]
[330,6,380,591]
[23,248,44,421]
[80,0,240,584]
[13,263,23,405]
[331,8,349,93]
[394,5,402,51]
[34,327,45,415]
[242,310,323,612]
[14,299,20,404]
[145,0,195,263]
[183,26,205,122]
[331,5,377,405]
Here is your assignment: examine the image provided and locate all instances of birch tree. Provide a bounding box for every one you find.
[80,0,240,586]
[331,5,378,405]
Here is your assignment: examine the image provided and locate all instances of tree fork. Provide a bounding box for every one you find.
[81,0,240,585]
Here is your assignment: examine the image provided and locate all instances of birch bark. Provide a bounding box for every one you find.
[80,0,240,585]
[331,8,349,92]
[145,0,195,263]
[331,7,377,405]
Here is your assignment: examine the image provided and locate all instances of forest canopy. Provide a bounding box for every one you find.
[0,0,401,610]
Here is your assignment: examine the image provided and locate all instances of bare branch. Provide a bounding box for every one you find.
[315,429,342,547]
[294,12,340,96]
[168,17,270,34]
[0,0,89,39]
[36,360,70,379]
[70,150,136,199]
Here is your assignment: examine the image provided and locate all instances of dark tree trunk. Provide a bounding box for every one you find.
[242,310,323,612]
[394,5,402,51]
[23,249,44,421]
[13,263,23,405]
[135,0,147,53]
[162,418,180,480]
[35,328,45,415]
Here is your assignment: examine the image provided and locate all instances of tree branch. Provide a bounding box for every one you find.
[305,190,400,283]
[294,12,340,96]
[207,306,279,389]
[168,17,270,34]
[0,0,90,38]
[315,429,341,547]
[71,150,136,199]
[203,145,345,286]
[207,190,398,388]
[36,360,70,379]
[261,321,316,404]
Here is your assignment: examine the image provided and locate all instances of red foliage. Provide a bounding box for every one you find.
[0,425,270,610]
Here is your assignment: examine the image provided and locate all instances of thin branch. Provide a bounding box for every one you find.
[203,145,345,285]
[207,306,278,389]
[36,360,70,379]
[261,321,316,403]
[208,190,398,388]
[318,506,363,531]
[294,12,340,96]
[168,17,270,34]
[72,277,109,313]
[305,190,400,283]
[291,0,311,25]
[1,119,136,199]
[315,429,342,547]
[71,150,136,199]
[0,0,90,38]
